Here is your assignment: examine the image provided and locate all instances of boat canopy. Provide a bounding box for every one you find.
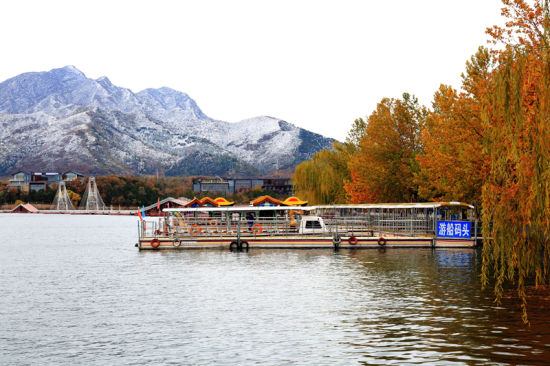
[314,202,474,210]
[214,197,235,206]
[164,202,473,213]
[282,196,308,206]
[250,195,285,206]
[164,206,315,213]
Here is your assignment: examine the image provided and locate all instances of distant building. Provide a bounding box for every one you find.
[29,172,62,191]
[193,177,293,195]
[62,171,84,181]
[193,178,232,195]
[8,171,84,192]
[261,178,293,195]
[7,171,31,192]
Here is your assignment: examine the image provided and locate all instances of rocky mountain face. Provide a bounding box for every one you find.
[0,66,333,177]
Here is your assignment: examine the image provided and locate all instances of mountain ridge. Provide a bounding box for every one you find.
[0,66,334,177]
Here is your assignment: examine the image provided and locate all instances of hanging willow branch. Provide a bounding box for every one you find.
[481,42,550,323]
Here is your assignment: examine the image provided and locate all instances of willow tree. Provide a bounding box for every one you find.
[481,0,550,322]
[292,142,351,204]
[292,117,366,205]
[345,93,426,203]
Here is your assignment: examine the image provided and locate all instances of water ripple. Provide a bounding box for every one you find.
[0,214,549,365]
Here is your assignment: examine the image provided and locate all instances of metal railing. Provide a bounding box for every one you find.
[140,216,301,239]
[321,214,433,237]
[139,213,466,239]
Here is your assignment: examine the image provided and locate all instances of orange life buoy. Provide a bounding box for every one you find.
[190,224,202,235]
[378,237,386,246]
[289,210,298,227]
[252,223,263,234]
[151,238,160,248]
[349,236,358,245]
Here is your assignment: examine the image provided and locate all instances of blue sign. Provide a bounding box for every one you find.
[437,221,471,238]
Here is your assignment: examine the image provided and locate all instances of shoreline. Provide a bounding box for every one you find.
[0,209,137,215]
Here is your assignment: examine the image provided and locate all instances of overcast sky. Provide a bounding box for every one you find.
[0,0,504,141]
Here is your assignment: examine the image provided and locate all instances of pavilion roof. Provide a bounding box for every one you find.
[11,203,39,213]
[214,197,235,206]
[184,197,220,207]
[144,197,191,211]
[250,195,285,206]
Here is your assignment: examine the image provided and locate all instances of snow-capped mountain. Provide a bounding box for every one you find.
[0,65,209,120]
[0,66,333,176]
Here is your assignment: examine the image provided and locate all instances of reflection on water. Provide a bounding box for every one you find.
[0,214,549,365]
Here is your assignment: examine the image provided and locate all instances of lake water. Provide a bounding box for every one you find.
[1,214,549,365]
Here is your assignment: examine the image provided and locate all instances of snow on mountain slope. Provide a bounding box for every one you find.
[136,87,210,121]
[0,66,334,176]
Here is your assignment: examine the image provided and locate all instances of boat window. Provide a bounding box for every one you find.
[305,220,322,229]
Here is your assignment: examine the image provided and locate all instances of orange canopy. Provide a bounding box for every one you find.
[184,197,219,207]
[199,197,219,206]
[214,197,235,206]
[282,196,308,206]
[250,195,285,206]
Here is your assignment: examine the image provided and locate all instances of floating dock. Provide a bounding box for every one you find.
[137,203,480,250]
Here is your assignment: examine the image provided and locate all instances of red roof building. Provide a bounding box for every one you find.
[11,203,39,213]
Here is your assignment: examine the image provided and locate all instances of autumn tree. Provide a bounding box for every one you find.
[481,0,550,322]
[345,118,367,147]
[417,47,493,212]
[345,93,426,203]
[67,190,81,207]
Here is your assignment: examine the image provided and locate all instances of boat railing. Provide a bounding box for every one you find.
[323,216,439,237]
[139,214,451,239]
[141,216,302,238]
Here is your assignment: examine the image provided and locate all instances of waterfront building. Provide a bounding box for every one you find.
[192,177,293,195]
[7,171,31,192]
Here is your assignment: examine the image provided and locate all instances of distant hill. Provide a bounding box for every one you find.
[0,66,334,176]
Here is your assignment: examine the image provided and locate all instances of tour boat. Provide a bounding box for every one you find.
[136,202,479,250]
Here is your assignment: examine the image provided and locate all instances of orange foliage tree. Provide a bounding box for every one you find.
[481,0,550,322]
[345,93,426,203]
[417,47,493,211]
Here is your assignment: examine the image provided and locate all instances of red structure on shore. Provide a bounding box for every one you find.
[142,197,191,216]
[10,203,39,213]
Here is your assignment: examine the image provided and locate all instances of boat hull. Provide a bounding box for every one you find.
[137,236,476,250]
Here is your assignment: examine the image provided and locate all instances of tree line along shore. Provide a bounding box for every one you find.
[292,1,550,323]
[0,175,288,210]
